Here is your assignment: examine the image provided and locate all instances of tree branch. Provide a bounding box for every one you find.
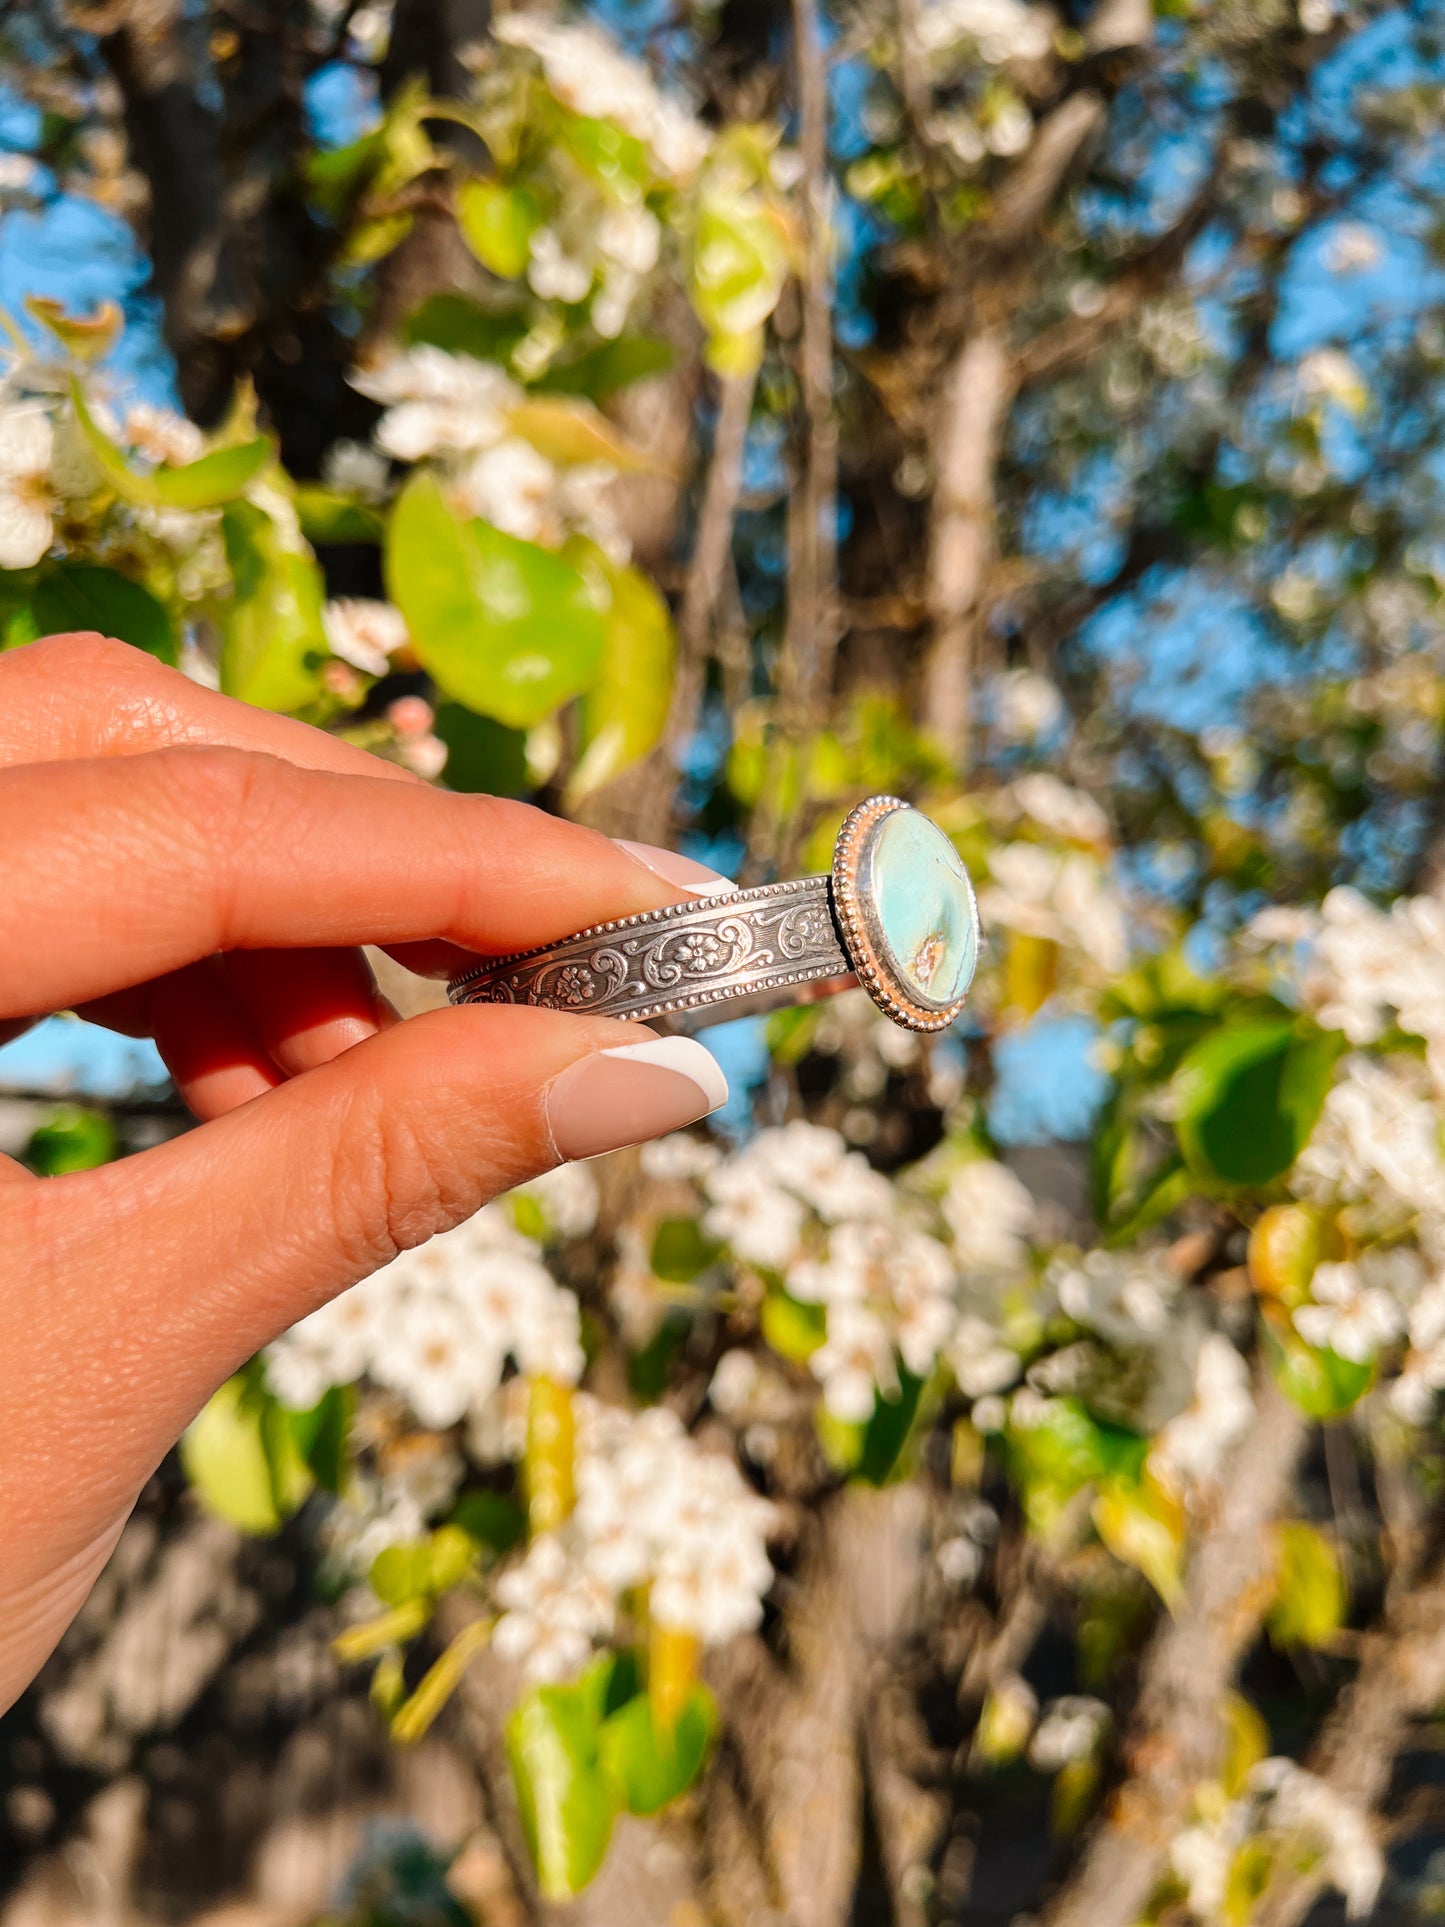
[1039,1375,1307,1927]
[920,328,1012,767]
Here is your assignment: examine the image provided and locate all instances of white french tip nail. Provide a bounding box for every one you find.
[601,1036,731,1110]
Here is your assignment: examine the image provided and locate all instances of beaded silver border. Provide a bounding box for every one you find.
[446,874,851,1027]
[830,794,979,1033]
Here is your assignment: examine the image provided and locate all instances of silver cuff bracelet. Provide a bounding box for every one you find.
[447,795,982,1035]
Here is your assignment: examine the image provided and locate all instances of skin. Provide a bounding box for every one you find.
[0,631,702,1714]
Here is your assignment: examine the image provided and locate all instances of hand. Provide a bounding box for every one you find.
[0,633,730,1713]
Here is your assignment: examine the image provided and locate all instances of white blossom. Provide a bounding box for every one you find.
[1050,1248,1179,1349]
[494,1534,615,1683]
[322,597,409,677]
[981,842,1130,975]
[124,402,204,468]
[265,1208,584,1431]
[809,1299,897,1420]
[702,1163,808,1270]
[352,347,520,461]
[989,667,1065,742]
[0,405,55,568]
[948,1313,1023,1397]
[453,437,558,539]
[515,1162,599,1242]
[1012,774,1110,847]
[1028,1696,1110,1771]
[1293,1258,1407,1364]
[906,0,1054,68]
[323,438,391,501]
[496,16,710,181]
[1152,1334,1254,1492]
[1295,1054,1445,1220]
[942,1158,1035,1269]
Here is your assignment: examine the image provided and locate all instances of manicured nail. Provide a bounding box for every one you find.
[546,1037,729,1161]
[616,839,736,898]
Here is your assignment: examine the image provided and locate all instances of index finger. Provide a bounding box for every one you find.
[0,631,418,780]
[0,747,732,1016]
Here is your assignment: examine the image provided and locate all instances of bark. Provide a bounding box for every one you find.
[1252,1552,1445,1927]
[921,329,1012,768]
[773,0,839,871]
[1038,1375,1307,1927]
[704,1484,928,1927]
[100,0,363,472]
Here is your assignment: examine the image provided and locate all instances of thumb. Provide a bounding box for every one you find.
[2,1010,724,1696]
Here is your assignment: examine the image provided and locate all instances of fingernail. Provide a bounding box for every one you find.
[546,1037,729,1162]
[616,839,736,898]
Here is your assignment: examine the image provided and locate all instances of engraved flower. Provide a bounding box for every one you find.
[675,931,727,975]
[552,964,597,1007]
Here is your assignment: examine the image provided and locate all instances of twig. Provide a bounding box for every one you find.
[662,365,759,781]
[1038,1375,1307,1927]
[770,0,839,874]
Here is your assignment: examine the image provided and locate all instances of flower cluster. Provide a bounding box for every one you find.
[1170,1758,1382,1923]
[264,1168,596,1427]
[492,1397,777,1682]
[350,346,627,558]
[1254,886,1445,1095]
[980,839,1131,978]
[494,16,709,185]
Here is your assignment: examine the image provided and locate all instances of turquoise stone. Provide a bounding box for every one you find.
[864,809,978,1006]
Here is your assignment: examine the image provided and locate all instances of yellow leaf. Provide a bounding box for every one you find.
[506,396,663,474]
[1093,1476,1186,1608]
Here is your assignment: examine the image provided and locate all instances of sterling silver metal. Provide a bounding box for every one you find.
[447,796,978,1035]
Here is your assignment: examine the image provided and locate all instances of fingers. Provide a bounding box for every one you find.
[0,1008,727,1702]
[0,748,732,1017]
[147,959,284,1118]
[0,632,417,781]
[222,947,393,1076]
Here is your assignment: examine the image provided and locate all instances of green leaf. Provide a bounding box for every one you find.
[401,294,530,364]
[385,472,605,728]
[370,1525,479,1606]
[295,484,384,545]
[507,1674,618,1899]
[1267,1521,1346,1650]
[33,562,177,665]
[1262,1314,1374,1418]
[649,1216,717,1284]
[761,1291,828,1362]
[24,1103,115,1174]
[219,501,329,711]
[536,337,675,398]
[72,382,270,510]
[556,109,652,195]
[458,179,543,278]
[433,703,531,796]
[284,1383,352,1494]
[1173,1020,1344,1189]
[448,1490,526,1556]
[1008,1398,1148,1533]
[370,1541,435,1607]
[181,1374,314,1535]
[565,554,676,805]
[689,200,789,365]
[855,1366,924,1485]
[599,1684,716,1815]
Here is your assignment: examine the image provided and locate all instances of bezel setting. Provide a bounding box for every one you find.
[830,795,980,1033]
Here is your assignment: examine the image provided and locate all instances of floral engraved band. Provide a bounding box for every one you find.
[448,796,982,1035]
